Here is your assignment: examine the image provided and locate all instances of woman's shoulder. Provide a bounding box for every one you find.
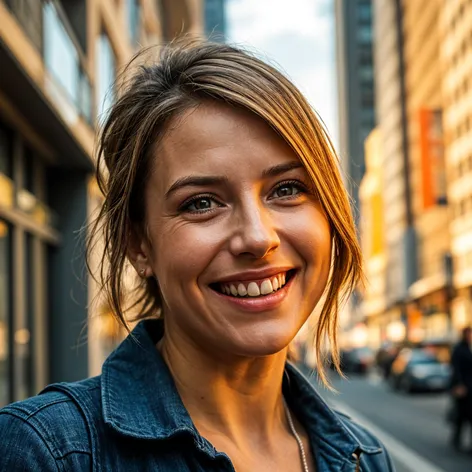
[333,409,395,470]
[0,376,101,471]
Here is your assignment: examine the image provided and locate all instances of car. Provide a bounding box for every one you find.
[389,348,451,393]
[341,347,375,374]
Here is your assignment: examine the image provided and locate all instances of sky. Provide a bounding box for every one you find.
[226,0,338,148]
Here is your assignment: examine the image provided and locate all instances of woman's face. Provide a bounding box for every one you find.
[139,101,331,358]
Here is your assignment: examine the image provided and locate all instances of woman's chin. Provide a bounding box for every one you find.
[225,332,296,359]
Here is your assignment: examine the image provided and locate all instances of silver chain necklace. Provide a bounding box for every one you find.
[283,400,310,472]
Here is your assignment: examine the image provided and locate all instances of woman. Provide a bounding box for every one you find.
[0,41,393,471]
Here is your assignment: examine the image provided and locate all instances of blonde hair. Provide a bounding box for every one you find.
[88,39,363,385]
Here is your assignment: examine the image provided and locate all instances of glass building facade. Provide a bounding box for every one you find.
[204,0,226,42]
[335,0,376,220]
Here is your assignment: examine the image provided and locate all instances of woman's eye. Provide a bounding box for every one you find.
[183,197,219,213]
[272,183,303,199]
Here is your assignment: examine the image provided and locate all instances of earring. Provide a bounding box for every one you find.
[139,269,145,277]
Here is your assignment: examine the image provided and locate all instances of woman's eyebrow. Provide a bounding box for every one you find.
[165,175,229,199]
[165,162,304,199]
[261,161,304,178]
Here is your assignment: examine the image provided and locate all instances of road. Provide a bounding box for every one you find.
[309,370,472,472]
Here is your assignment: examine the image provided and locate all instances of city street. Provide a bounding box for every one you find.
[311,371,472,472]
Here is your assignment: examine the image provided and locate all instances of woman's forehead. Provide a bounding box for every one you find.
[161,101,276,152]
[153,102,305,184]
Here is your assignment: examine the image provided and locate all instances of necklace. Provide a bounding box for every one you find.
[283,400,310,472]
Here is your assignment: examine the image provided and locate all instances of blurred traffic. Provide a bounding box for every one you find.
[296,327,472,471]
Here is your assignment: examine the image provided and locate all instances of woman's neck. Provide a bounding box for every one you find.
[157,328,289,446]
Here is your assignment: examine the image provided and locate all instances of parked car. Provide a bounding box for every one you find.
[389,348,451,393]
[342,347,375,374]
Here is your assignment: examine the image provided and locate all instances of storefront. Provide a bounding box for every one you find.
[405,287,452,344]
[0,119,60,407]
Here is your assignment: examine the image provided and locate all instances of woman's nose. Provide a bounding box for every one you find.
[229,205,280,259]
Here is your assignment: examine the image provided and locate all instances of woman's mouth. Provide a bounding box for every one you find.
[210,269,296,298]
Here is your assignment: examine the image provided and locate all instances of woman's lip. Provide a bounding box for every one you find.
[210,272,296,312]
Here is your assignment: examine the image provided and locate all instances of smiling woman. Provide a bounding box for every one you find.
[0,40,394,472]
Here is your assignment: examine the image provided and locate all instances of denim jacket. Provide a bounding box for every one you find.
[0,320,394,471]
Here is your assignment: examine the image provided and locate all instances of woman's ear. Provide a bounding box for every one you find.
[128,227,153,278]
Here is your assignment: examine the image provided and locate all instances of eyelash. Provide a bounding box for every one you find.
[179,180,309,214]
[179,194,222,214]
[270,180,309,199]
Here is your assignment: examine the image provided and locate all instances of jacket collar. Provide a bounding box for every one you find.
[102,319,381,463]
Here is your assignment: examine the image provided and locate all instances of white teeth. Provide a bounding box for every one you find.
[247,282,261,297]
[237,283,247,296]
[260,279,273,295]
[220,272,289,297]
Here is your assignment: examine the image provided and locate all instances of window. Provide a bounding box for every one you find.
[361,108,375,128]
[0,123,14,210]
[358,49,373,65]
[44,3,79,105]
[17,232,35,400]
[361,92,374,108]
[0,220,11,407]
[358,3,372,22]
[126,0,141,45]
[359,64,374,81]
[23,146,35,195]
[357,24,373,44]
[0,123,13,178]
[96,32,116,121]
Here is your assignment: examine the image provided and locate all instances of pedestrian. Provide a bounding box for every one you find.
[450,326,472,452]
[0,40,394,471]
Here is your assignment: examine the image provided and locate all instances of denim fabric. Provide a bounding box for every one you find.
[0,320,395,471]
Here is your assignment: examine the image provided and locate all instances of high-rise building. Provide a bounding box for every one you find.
[372,0,416,340]
[403,0,451,342]
[335,0,376,333]
[441,1,472,331]
[204,0,226,42]
[359,128,387,348]
[0,0,203,408]
[335,0,375,221]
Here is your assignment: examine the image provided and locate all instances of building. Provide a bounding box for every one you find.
[0,0,203,408]
[335,0,375,221]
[359,128,387,348]
[355,0,472,345]
[441,1,472,332]
[204,0,226,41]
[371,0,417,342]
[402,0,451,343]
[335,0,376,334]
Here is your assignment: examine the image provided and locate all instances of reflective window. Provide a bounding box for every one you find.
[358,3,372,22]
[44,3,79,106]
[23,146,35,195]
[359,64,374,81]
[0,220,11,407]
[43,3,91,121]
[0,124,14,212]
[96,33,116,121]
[0,123,13,178]
[17,232,35,400]
[126,0,141,45]
[358,24,373,44]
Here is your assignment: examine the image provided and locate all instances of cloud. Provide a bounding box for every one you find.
[227,0,338,146]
